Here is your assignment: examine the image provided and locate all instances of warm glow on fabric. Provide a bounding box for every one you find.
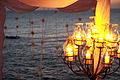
[18,0,78,8]
[58,0,97,13]
[95,0,110,33]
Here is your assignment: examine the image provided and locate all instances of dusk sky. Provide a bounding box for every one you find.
[111,0,120,8]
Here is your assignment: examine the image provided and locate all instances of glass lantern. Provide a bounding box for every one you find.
[105,24,119,49]
[63,36,75,62]
[110,24,119,42]
[85,23,93,47]
[105,24,119,42]
[73,23,85,46]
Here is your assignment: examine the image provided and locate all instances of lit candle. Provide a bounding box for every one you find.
[65,43,74,56]
[73,45,78,56]
[75,33,82,40]
[86,34,92,47]
[86,34,92,39]
[105,56,110,64]
[117,50,120,54]
[75,40,82,45]
[117,54,120,58]
[85,51,92,64]
[106,43,111,46]
[67,52,74,56]
[106,42,116,48]
[86,40,92,47]
[86,52,91,59]
[117,46,120,53]
[117,46,120,58]
[105,52,110,64]
[106,34,114,42]
[98,34,104,42]
[66,46,72,52]
[86,60,92,65]
[73,32,83,45]
[92,28,98,34]
[66,57,74,62]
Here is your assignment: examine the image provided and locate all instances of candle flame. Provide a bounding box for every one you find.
[87,34,92,39]
[66,44,73,52]
[75,32,82,40]
[106,34,113,41]
[86,51,91,59]
[106,51,109,56]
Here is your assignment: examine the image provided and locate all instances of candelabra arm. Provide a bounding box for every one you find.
[75,57,85,72]
[60,50,68,65]
[106,65,120,75]
[101,68,108,79]
[68,62,87,76]
[77,46,89,76]
[85,64,92,76]
[96,59,120,77]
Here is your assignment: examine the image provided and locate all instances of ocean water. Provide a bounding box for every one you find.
[3,9,120,80]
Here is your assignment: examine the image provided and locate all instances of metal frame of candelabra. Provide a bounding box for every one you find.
[61,20,120,80]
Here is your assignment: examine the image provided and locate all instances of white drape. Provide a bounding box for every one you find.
[95,0,110,32]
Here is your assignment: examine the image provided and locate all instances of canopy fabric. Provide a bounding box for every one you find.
[95,0,110,33]
[18,0,78,8]
[58,0,97,13]
[6,0,38,13]
[0,0,4,4]
[0,3,6,79]
[94,0,110,74]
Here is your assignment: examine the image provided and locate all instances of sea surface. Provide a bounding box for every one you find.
[3,9,120,80]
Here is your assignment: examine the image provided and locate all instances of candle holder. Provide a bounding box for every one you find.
[62,21,120,80]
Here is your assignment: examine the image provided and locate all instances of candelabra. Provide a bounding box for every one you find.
[62,17,120,80]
